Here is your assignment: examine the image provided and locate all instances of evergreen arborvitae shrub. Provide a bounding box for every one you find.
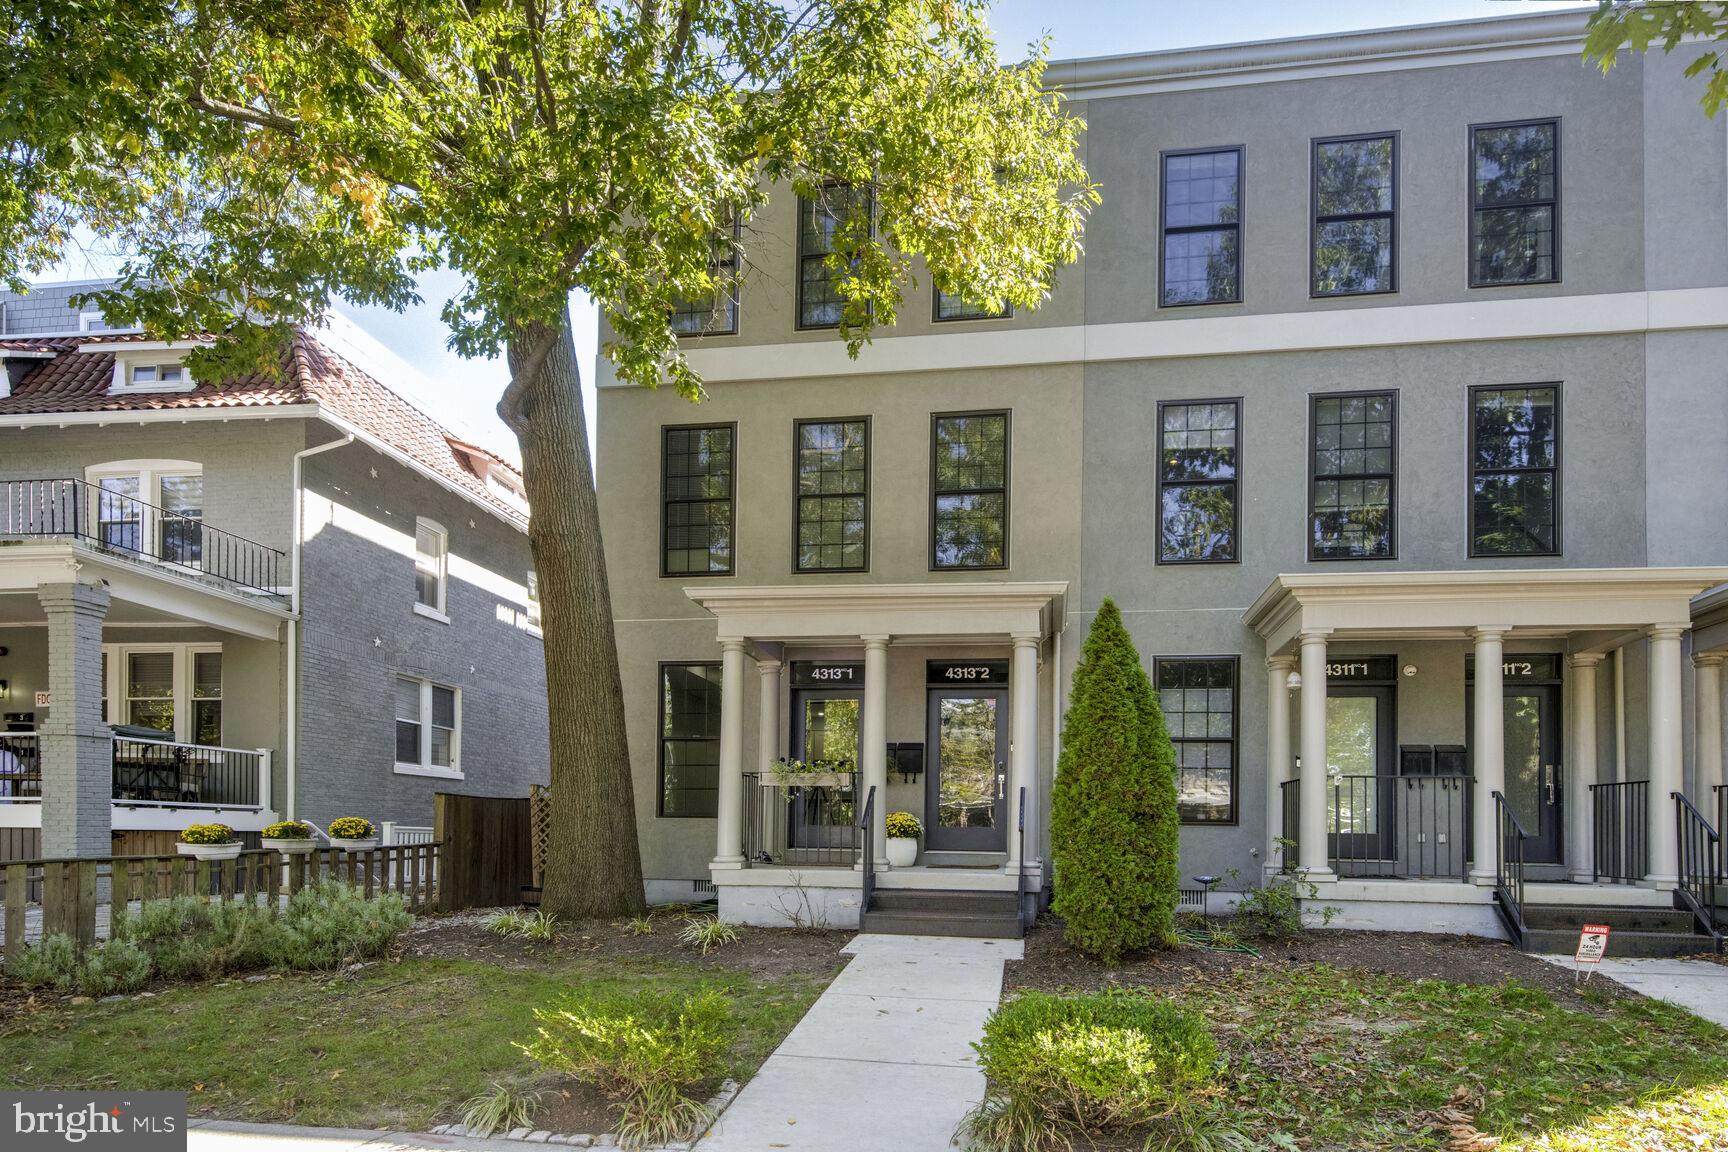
[1049,598,1181,961]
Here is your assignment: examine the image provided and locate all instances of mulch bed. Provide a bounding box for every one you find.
[1008,915,1638,1012]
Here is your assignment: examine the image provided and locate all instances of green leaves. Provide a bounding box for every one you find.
[1586,1,1728,117]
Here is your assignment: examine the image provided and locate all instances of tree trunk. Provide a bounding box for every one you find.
[502,311,646,919]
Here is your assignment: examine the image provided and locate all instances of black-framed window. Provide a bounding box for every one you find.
[1155,657,1238,824]
[669,215,741,336]
[1470,384,1560,557]
[931,411,1009,570]
[661,424,735,576]
[1310,391,1396,560]
[798,184,873,329]
[659,662,721,817]
[1157,400,1239,563]
[1470,119,1558,287]
[1160,147,1242,306]
[1313,134,1396,297]
[795,418,869,572]
[935,290,1010,322]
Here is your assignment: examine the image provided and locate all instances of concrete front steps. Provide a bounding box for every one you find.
[860,889,1024,939]
[1521,902,1722,958]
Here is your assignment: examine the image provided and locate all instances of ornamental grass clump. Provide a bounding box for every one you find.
[958,990,1220,1152]
[521,987,736,1150]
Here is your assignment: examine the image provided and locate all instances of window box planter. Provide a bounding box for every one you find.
[262,837,318,856]
[176,840,243,862]
[760,771,852,791]
[330,836,379,852]
[327,818,377,851]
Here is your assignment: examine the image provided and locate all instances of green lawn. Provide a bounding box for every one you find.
[1174,965,1728,1151]
[0,953,832,1131]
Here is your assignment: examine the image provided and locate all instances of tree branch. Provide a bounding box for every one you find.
[187,87,301,134]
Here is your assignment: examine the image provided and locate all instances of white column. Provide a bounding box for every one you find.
[754,657,782,868]
[1266,654,1297,872]
[1693,652,1723,803]
[712,639,748,869]
[1567,654,1602,883]
[1007,634,1040,877]
[861,635,890,870]
[1297,631,1332,879]
[1647,626,1685,887]
[1469,628,1508,884]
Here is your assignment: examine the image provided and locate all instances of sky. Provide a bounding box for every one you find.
[42,0,1595,466]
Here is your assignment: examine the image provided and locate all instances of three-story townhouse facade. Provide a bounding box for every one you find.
[601,11,1728,941]
[0,282,549,859]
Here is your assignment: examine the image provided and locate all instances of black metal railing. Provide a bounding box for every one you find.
[1326,774,1472,881]
[1493,790,1529,949]
[0,478,286,595]
[111,736,265,808]
[1591,779,1649,883]
[1015,784,1027,927]
[1717,786,1727,870]
[858,785,877,913]
[741,770,860,867]
[0,732,41,801]
[1279,778,1300,872]
[1674,791,1722,949]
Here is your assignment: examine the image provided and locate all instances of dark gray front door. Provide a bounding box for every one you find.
[788,688,860,849]
[925,689,1008,852]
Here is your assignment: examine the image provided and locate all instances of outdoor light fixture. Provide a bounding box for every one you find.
[1402,664,1418,677]
[1191,874,1220,918]
[1285,671,1302,691]
[0,680,8,700]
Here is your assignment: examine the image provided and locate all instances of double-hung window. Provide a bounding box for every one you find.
[659,662,722,817]
[1470,119,1559,286]
[661,424,736,576]
[798,185,873,329]
[1157,400,1239,563]
[935,290,1010,322]
[669,215,741,336]
[930,412,1009,570]
[395,675,460,776]
[100,643,222,745]
[795,418,869,572]
[1312,133,1396,296]
[414,518,448,617]
[86,461,203,564]
[1160,147,1242,306]
[1470,384,1561,557]
[1155,657,1239,824]
[1310,392,1396,560]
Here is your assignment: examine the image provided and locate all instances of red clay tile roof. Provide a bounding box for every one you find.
[0,331,527,525]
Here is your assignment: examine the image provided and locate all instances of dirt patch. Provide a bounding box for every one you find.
[400,907,852,983]
[1007,915,1638,1012]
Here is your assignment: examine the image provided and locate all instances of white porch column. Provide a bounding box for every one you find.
[1469,628,1508,884]
[861,635,890,869]
[1647,626,1685,887]
[753,657,782,867]
[1692,653,1723,803]
[1266,654,1297,871]
[712,639,748,869]
[1567,654,1602,883]
[1007,634,1040,877]
[37,581,113,859]
[1297,631,1333,879]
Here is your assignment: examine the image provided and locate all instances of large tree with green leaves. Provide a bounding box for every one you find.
[1,1,1094,916]
[1586,1,1728,117]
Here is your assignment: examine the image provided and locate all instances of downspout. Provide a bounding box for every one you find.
[285,432,354,818]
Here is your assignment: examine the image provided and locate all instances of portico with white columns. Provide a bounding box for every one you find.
[684,582,1066,927]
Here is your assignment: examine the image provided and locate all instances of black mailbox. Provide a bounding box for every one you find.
[887,742,924,782]
[1434,745,1468,775]
[1399,744,1435,776]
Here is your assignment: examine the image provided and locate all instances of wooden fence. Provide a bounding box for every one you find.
[1,843,443,962]
[435,792,534,910]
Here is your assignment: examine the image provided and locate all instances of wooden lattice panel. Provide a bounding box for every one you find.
[529,783,551,886]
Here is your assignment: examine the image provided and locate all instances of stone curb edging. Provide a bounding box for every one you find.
[429,1080,742,1149]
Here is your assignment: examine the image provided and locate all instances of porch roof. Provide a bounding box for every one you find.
[684,581,1067,644]
[1244,567,1728,656]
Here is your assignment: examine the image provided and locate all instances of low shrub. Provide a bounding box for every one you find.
[677,915,739,956]
[5,934,154,997]
[268,881,412,969]
[885,811,922,839]
[959,989,1219,1151]
[521,988,735,1150]
[113,896,273,980]
[327,817,375,840]
[179,822,237,845]
[459,1081,540,1137]
[5,933,78,991]
[1232,874,1335,941]
[261,820,311,840]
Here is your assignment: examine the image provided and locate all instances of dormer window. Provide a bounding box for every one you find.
[131,364,183,388]
[109,357,195,395]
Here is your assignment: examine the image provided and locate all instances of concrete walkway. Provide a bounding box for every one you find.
[694,933,1021,1152]
[1538,955,1728,1028]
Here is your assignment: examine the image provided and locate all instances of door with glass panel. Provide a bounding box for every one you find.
[925,689,1008,852]
[788,688,860,849]
[1326,686,1395,869]
[1490,684,1563,866]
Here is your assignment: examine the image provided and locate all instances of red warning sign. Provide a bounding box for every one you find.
[1575,924,1611,964]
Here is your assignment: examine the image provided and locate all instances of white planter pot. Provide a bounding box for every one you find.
[176,841,243,861]
[886,837,918,868]
[262,838,317,856]
[763,772,852,790]
[330,837,379,852]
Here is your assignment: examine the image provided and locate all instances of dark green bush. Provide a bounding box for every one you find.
[268,881,412,969]
[959,990,1219,1151]
[1049,598,1181,962]
[521,987,736,1150]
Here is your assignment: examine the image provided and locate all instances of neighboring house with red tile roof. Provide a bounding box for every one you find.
[0,282,548,862]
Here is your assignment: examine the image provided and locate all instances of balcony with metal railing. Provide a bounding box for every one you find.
[0,730,272,825]
[1280,774,1473,881]
[0,478,286,598]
